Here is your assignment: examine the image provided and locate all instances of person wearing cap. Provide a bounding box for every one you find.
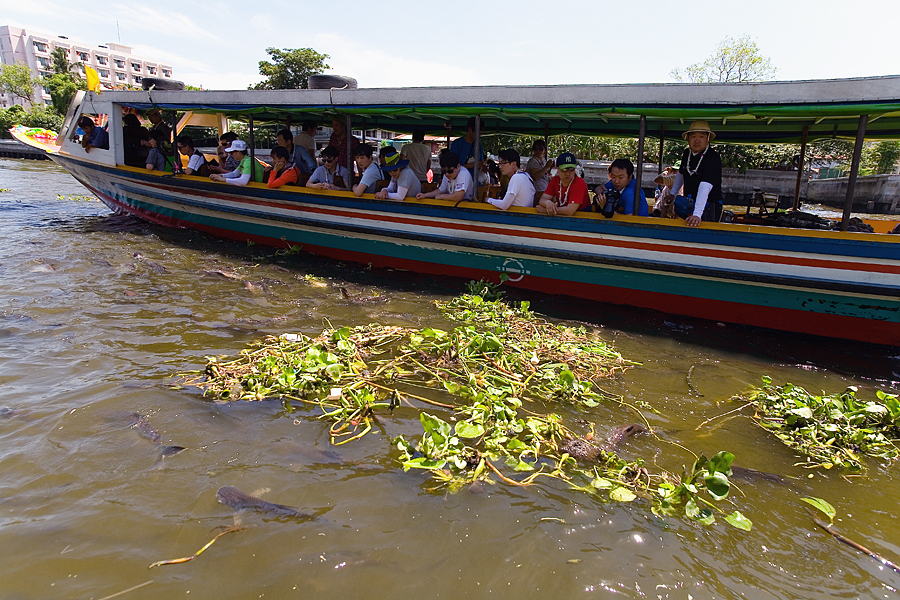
[487,149,535,211]
[78,116,109,152]
[307,145,349,190]
[536,152,590,216]
[667,120,723,226]
[352,144,384,196]
[651,166,679,218]
[209,140,266,186]
[449,117,485,178]
[526,140,555,201]
[593,158,649,217]
[400,129,433,186]
[416,151,474,202]
[374,148,421,201]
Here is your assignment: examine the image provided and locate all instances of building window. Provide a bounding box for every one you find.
[114,59,124,68]
[37,57,50,68]
[78,51,89,62]
[134,76,142,84]
[33,41,48,53]
[116,72,126,81]
[147,66,156,75]
[162,69,171,77]
[99,69,109,78]
[131,62,141,71]
[97,56,107,65]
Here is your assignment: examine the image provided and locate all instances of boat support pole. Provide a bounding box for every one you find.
[793,125,809,211]
[171,108,180,173]
[634,115,646,215]
[657,124,666,174]
[249,114,256,183]
[544,122,549,154]
[346,114,354,191]
[473,114,481,200]
[840,115,868,231]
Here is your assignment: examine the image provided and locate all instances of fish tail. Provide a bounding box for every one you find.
[160,445,186,457]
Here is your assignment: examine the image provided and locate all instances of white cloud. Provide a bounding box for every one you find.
[110,4,224,43]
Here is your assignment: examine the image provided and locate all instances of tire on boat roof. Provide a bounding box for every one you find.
[307,75,358,90]
[141,78,186,91]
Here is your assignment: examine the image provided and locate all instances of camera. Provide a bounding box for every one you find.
[600,188,621,218]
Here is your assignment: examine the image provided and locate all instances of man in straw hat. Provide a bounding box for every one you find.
[666,120,723,226]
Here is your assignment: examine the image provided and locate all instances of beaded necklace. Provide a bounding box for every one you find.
[685,146,708,177]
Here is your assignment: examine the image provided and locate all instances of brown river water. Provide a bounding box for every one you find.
[1,157,899,600]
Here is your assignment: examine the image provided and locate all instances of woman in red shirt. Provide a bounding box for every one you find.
[536,152,590,216]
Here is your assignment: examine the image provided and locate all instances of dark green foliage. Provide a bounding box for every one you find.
[250,47,330,90]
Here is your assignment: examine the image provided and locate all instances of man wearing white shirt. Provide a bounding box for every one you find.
[416,151,473,202]
[487,149,535,210]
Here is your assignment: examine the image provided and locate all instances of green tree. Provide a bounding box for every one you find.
[251,47,330,90]
[0,104,63,137]
[670,35,777,83]
[43,73,87,115]
[51,48,72,75]
[0,62,40,105]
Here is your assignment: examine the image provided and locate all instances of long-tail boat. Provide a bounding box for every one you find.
[31,77,900,345]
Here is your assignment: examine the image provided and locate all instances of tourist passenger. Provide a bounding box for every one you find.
[307,146,348,190]
[416,151,473,202]
[145,108,171,140]
[276,129,316,175]
[449,117,485,177]
[400,129,432,186]
[593,158,649,217]
[536,152,589,216]
[295,120,318,156]
[374,149,421,201]
[176,136,209,176]
[487,149,534,210]
[209,132,240,174]
[145,129,173,171]
[526,139,555,202]
[652,166,679,218]
[122,113,148,166]
[265,146,300,188]
[352,144,383,196]
[327,117,360,169]
[209,140,265,186]
[79,116,109,152]
[666,120,723,226]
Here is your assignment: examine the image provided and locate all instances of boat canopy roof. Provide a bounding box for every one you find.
[94,75,900,144]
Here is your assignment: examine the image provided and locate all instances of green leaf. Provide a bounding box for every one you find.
[402,457,446,470]
[609,487,636,502]
[325,363,343,380]
[558,370,575,386]
[331,327,351,341]
[707,451,735,475]
[789,406,814,420]
[761,375,772,386]
[591,477,613,490]
[724,511,752,531]
[704,471,730,500]
[801,497,836,523]
[455,421,485,439]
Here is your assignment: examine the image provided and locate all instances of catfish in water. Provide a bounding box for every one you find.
[122,412,186,457]
[216,486,311,519]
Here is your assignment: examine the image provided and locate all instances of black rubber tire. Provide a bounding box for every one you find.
[142,77,185,91]
[307,74,358,90]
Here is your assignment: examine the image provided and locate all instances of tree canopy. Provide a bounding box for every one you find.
[0,62,40,105]
[670,35,777,83]
[251,47,330,90]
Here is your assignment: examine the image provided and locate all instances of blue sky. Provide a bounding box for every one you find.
[6,0,899,89]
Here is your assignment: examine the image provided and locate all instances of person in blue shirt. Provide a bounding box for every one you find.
[276,129,316,175]
[593,158,649,217]
[449,117,484,178]
[79,116,109,152]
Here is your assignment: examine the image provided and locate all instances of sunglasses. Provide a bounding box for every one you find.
[498,160,510,166]
[322,157,336,163]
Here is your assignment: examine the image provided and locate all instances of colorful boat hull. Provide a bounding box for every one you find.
[53,153,900,346]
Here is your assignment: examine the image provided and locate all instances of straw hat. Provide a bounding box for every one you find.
[682,120,716,141]
[654,174,675,186]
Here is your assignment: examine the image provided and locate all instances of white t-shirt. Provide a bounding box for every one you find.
[187,152,206,173]
[400,143,432,182]
[438,166,474,200]
[489,171,535,210]
[295,132,316,155]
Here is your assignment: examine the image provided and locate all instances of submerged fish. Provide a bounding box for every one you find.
[124,412,186,457]
[561,423,649,461]
[730,465,786,484]
[216,486,310,519]
[602,423,648,450]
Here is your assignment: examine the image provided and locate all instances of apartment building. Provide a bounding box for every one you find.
[0,25,174,108]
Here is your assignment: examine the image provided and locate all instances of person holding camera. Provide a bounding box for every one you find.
[535,152,589,216]
[665,120,723,227]
[593,158,649,218]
